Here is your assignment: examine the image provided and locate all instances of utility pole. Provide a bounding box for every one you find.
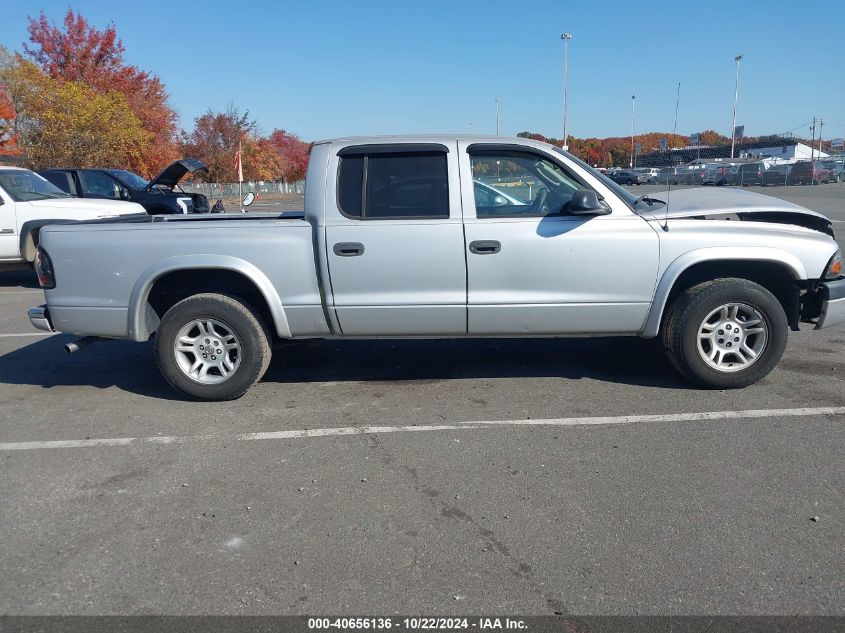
[672,82,680,148]
[810,118,816,185]
[818,118,824,158]
[495,97,500,136]
[561,32,572,149]
[730,54,743,159]
[630,95,636,168]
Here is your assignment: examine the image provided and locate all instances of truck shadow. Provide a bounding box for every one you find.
[0,270,39,289]
[0,334,689,399]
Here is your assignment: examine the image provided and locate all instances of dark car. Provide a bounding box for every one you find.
[731,162,767,186]
[787,161,831,185]
[761,164,791,186]
[39,159,210,214]
[607,170,646,185]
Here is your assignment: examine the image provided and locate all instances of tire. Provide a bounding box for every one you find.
[662,278,788,388]
[626,179,634,185]
[154,293,272,400]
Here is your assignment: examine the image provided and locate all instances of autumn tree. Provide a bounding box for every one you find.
[268,129,311,182]
[181,106,260,182]
[23,9,177,173]
[0,82,16,153]
[3,60,149,169]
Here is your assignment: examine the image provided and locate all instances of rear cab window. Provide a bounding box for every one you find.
[337,145,449,220]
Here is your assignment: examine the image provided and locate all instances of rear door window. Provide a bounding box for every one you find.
[41,171,73,194]
[337,149,449,220]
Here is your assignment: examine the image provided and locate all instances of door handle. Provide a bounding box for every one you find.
[469,240,501,255]
[333,242,365,257]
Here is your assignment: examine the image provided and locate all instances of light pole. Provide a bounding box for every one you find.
[630,94,636,168]
[730,54,743,159]
[495,97,500,136]
[561,32,571,149]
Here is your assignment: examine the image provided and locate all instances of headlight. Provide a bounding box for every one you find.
[824,249,842,280]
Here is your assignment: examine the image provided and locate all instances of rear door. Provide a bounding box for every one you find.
[324,142,467,335]
[459,142,659,335]
[78,170,123,200]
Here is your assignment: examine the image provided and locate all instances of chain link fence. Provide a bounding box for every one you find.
[179,180,305,211]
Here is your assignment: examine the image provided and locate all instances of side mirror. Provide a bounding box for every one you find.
[119,187,130,200]
[566,189,608,215]
[492,194,509,206]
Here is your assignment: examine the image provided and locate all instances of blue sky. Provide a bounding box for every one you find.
[2,1,843,142]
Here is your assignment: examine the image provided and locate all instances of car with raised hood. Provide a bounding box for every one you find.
[27,135,844,400]
[38,159,210,215]
[0,167,144,271]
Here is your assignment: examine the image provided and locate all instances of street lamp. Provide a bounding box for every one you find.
[561,32,572,149]
[495,97,500,136]
[730,54,743,159]
[630,94,636,168]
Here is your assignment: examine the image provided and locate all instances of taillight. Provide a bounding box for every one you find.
[34,247,55,289]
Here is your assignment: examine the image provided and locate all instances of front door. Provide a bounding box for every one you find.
[459,142,659,335]
[325,142,467,335]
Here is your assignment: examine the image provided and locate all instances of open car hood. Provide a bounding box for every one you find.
[147,159,208,189]
[638,187,833,235]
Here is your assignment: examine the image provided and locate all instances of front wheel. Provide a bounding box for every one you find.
[154,293,272,400]
[662,278,788,388]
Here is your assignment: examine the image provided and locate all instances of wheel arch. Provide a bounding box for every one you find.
[128,255,291,341]
[640,248,806,338]
[19,219,76,262]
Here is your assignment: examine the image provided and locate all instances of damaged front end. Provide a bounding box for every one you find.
[799,251,845,329]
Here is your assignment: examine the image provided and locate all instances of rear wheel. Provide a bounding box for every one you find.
[154,293,272,400]
[662,278,788,388]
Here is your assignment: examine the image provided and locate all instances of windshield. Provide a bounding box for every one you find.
[550,146,646,209]
[0,169,71,201]
[108,170,149,189]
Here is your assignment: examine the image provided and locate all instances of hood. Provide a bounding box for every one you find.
[147,159,208,189]
[638,187,832,235]
[27,197,145,217]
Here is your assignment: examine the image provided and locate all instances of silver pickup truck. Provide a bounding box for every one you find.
[28,135,844,400]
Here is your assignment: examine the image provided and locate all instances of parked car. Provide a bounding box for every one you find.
[636,168,660,181]
[818,160,842,183]
[473,180,528,207]
[608,170,647,185]
[732,162,768,186]
[701,163,734,186]
[652,166,700,185]
[788,161,831,185]
[0,167,144,272]
[39,159,210,215]
[761,164,792,187]
[29,135,843,400]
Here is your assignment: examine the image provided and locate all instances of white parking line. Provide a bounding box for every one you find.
[0,333,55,338]
[0,406,842,452]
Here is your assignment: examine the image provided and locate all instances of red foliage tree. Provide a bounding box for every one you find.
[23,9,177,174]
[268,129,311,182]
[0,82,17,153]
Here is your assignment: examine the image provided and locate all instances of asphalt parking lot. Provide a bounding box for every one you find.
[0,185,843,616]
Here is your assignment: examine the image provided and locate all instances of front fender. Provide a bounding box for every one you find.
[639,247,806,338]
[127,254,292,341]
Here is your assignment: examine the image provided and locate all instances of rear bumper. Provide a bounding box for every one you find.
[815,278,845,330]
[28,305,54,332]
